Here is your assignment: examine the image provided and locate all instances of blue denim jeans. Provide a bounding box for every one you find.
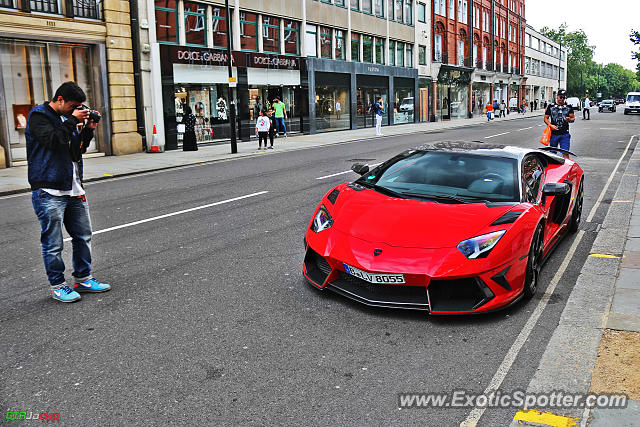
[31,190,92,287]
[275,117,286,134]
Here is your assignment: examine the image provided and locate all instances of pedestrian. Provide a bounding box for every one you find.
[520,101,526,114]
[272,97,288,137]
[544,89,575,159]
[583,95,591,120]
[267,108,277,147]
[182,105,198,151]
[374,97,384,136]
[26,81,110,303]
[486,100,494,121]
[534,100,538,110]
[499,100,506,118]
[335,100,341,120]
[255,109,271,150]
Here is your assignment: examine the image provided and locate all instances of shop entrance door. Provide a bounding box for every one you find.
[356,87,388,128]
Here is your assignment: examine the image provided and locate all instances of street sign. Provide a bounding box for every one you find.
[228,76,237,88]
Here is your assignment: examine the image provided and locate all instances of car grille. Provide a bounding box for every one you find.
[427,277,494,312]
[327,271,429,310]
[303,247,332,286]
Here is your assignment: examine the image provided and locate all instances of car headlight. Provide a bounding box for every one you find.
[311,205,333,233]
[457,230,506,259]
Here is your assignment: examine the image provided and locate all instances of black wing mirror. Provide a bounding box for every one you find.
[542,182,570,196]
[351,163,369,175]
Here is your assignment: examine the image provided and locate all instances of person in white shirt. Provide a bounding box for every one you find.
[583,96,591,120]
[255,109,271,150]
[335,101,341,120]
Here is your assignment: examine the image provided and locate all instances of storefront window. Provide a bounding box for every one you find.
[394,80,414,124]
[305,24,317,57]
[240,12,257,51]
[175,84,230,145]
[155,1,178,44]
[320,26,332,59]
[389,40,395,65]
[184,2,206,46]
[262,16,280,53]
[396,41,404,67]
[351,33,360,62]
[315,73,351,132]
[362,35,373,63]
[335,30,345,60]
[356,76,388,128]
[0,38,99,162]
[211,6,228,48]
[284,20,299,55]
[375,38,384,64]
[449,84,469,119]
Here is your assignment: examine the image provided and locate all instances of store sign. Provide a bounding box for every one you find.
[169,46,241,66]
[250,53,299,70]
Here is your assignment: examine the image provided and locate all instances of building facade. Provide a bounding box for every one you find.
[523,25,567,111]
[0,0,143,168]
[429,0,526,120]
[140,0,425,150]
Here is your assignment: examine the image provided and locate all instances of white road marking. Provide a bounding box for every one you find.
[316,163,382,180]
[63,191,269,242]
[517,126,533,131]
[460,134,637,427]
[484,132,510,139]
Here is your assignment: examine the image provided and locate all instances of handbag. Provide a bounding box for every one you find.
[540,125,551,146]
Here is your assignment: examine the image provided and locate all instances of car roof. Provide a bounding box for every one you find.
[413,141,566,164]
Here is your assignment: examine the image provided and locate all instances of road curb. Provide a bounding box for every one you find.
[510,135,640,425]
[0,112,545,197]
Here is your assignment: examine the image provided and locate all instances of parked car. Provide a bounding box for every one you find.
[617,99,625,105]
[624,92,640,115]
[599,99,616,113]
[565,97,581,111]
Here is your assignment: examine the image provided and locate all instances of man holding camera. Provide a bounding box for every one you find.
[26,81,110,303]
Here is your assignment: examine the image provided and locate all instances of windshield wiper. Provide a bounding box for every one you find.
[357,181,406,199]
[401,192,470,204]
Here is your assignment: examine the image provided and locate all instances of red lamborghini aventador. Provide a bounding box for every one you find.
[302,142,584,314]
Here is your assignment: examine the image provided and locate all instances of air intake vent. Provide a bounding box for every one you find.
[491,211,522,226]
[327,189,340,204]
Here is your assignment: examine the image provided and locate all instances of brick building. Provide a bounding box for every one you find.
[429,0,526,119]
[0,0,142,168]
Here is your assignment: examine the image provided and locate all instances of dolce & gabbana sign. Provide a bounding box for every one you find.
[250,53,300,70]
[169,45,242,66]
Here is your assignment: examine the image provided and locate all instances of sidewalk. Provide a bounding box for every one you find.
[512,135,640,427]
[0,110,544,196]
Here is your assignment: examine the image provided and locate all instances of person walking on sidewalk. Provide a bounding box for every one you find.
[267,108,277,148]
[544,89,575,159]
[583,96,591,120]
[26,81,111,303]
[374,97,384,136]
[182,105,198,151]
[272,97,287,137]
[499,100,506,118]
[486,101,494,121]
[255,109,271,150]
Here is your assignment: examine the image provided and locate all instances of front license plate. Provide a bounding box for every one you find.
[344,264,405,284]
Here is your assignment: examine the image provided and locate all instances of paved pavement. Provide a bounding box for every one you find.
[0,110,543,196]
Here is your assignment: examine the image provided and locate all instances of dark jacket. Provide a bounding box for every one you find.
[26,103,93,191]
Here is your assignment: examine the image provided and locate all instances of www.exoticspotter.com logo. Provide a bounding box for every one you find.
[5,410,61,422]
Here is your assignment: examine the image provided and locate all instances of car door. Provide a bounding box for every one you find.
[522,155,555,247]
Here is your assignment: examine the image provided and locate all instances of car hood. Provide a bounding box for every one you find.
[332,187,518,249]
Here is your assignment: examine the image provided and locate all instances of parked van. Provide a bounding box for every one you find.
[625,92,640,115]
[565,97,581,111]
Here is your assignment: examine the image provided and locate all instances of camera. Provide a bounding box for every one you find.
[80,105,101,123]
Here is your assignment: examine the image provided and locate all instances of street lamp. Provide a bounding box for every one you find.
[225,0,237,154]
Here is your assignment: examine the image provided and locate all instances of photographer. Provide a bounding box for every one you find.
[26,81,110,303]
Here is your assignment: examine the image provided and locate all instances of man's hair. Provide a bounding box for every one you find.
[52,81,86,103]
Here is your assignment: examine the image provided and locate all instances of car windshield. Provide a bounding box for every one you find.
[356,151,519,203]
[628,95,640,103]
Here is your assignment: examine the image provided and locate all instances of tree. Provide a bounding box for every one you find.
[540,24,596,96]
[631,30,640,78]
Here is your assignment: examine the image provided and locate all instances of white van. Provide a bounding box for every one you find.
[624,92,640,115]
[565,97,581,112]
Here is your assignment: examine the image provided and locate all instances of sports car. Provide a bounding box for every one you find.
[302,142,584,314]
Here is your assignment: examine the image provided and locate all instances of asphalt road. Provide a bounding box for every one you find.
[1,108,639,426]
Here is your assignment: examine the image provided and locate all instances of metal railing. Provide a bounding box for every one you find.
[71,0,101,19]
[0,0,15,8]
[29,0,58,13]
[10,0,102,19]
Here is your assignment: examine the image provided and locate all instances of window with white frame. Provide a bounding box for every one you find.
[462,1,467,24]
[434,33,442,61]
[458,40,464,65]
[449,0,454,18]
[457,0,462,22]
[482,45,487,69]
[472,42,477,65]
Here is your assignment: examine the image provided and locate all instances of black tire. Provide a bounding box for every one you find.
[569,179,584,233]
[524,225,544,299]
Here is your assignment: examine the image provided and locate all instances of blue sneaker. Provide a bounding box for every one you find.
[51,285,81,303]
[74,278,111,293]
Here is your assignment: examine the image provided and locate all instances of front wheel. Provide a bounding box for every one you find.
[524,225,544,299]
[569,180,584,233]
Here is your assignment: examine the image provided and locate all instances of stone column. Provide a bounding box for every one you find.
[431,80,437,122]
[104,0,142,155]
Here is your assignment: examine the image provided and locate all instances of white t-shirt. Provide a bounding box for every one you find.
[583,98,591,109]
[43,116,85,197]
[336,102,341,111]
[256,116,270,132]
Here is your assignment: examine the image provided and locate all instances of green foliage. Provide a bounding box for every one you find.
[540,24,640,99]
[631,30,640,77]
